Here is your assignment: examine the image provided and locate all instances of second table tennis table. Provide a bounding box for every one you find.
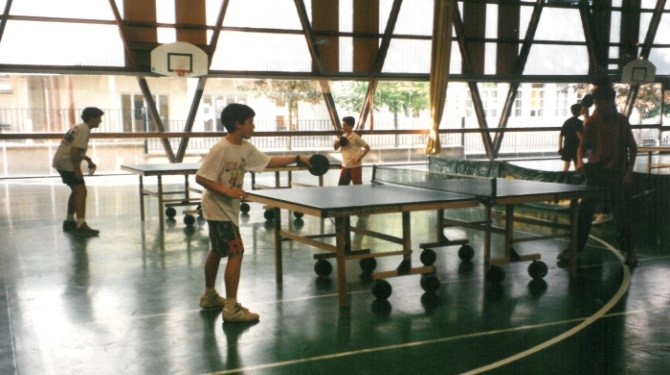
[121,161,340,230]
[638,146,670,172]
[245,166,602,308]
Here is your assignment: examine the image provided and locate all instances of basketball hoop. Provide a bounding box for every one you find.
[150,42,209,78]
[621,58,656,85]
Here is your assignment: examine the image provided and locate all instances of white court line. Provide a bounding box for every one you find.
[204,307,651,375]
[461,235,631,374]
[199,234,631,375]
[2,272,20,373]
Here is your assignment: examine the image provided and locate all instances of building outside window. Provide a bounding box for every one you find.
[555,84,570,117]
[121,94,168,132]
[202,94,247,131]
[530,84,544,117]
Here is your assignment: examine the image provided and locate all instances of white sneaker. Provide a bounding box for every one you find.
[199,292,225,309]
[223,303,260,323]
[592,213,609,225]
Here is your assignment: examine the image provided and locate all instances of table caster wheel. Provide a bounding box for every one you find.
[486,265,505,284]
[165,207,177,218]
[396,259,411,275]
[372,280,392,300]
[420,248,436,266]
[458,245,474,261]
[359,258,377,273]
[314,259,332,277]
[183,214,196,226]
[420,274,440,292]
[528,260,548,280]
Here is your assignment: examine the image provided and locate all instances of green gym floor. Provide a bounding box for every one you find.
[1,161,669,374]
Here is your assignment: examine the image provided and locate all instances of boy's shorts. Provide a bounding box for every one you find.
[207,220,244,257]
[57,170,85,186]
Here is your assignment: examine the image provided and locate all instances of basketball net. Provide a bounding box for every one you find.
[175,69,186,78]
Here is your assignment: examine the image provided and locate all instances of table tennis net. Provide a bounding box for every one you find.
[372,166,497,198]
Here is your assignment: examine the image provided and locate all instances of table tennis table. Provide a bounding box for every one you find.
[121,161,340,230]
[121,163,200,231]
[638,146,670,172]
[245,166,602,308]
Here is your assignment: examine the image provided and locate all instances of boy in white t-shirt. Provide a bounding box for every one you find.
[196,103,311,323]
[52,107,104,237]
[333,116,370,185]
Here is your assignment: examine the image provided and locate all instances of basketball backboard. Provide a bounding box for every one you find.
[621,58,656,84]
[150,42,208,78]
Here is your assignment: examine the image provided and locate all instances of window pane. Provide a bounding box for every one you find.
[0,21,124,66]
[525,45,589,75]
[156,0,175,24]
[214,0,305,28]
[9,0,114,19]
[385,0,433,36]
[383,39,430,74]
[644,12,670,75]
[211,32,311,71]
[534,8,584,42]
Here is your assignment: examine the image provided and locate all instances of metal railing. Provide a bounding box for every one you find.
[2,106,669,162]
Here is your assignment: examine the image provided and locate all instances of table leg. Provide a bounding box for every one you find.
[157,175,164,231]
[436,208,445,242]
[568,199,579,277]
[274,208,283,283]
[184,174,190,200]
[335,216,349,308]
[139,175,145,221]
[504,205,514,260]
[483,204,492,271]
[402,212,411,261]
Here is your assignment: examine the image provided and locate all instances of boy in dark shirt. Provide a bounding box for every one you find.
[558,103,584,172]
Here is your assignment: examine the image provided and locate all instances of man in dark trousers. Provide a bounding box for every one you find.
[558,79,638,267]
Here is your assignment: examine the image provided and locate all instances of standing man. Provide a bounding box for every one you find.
[557,79,638,267]
[196,103,312,323]
[52,107,104,237]
[558,103,584,171]
[333,116,371,185]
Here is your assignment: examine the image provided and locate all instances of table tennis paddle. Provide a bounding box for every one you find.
[308,154,330,176]
[339,136,349,147]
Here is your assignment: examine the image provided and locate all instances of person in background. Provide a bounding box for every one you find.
[558,78,638,267]
[558,103,584,172]
[562,100,611,225]
[591,203,612,225]
[52,107,104,237]
[196,103,312,323]
[334,116,371,185]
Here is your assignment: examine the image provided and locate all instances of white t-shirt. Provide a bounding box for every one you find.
[196,138,271,225]
[52,123,92,171]
[340,132,369,168]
